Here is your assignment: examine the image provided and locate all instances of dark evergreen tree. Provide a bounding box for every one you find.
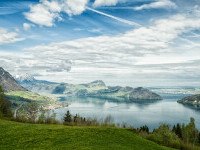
[172,123,182,139]
[74,114,78,122]
[83,117,86,122]
[0,86,12,117]
[175,123,182,139]
[199,133,200,144]
[139,125,149,133]
[172,125,176,133]
[63,110,72,123]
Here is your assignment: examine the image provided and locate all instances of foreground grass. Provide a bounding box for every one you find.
[0,120,173,150]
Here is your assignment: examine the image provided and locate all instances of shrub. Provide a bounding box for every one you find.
[146,124,181,149]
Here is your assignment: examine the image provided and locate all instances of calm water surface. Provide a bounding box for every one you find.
[54,94,200,131]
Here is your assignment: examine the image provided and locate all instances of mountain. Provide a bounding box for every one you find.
[14,73,36,84]
[0,69,65,110]
[178,94,200,106]
[85,84,162,101]
[129,87,162,100]
[14,74,58,95]
[0,67,26,92]
[14,72,162,101]
[16,76,162,101]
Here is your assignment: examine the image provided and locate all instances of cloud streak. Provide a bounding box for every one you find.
[87,7,140,26]
[24,0,139,27]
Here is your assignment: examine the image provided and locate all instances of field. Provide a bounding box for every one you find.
[5,91,66,110]
[6,91,54,102]
[0,120,173,150]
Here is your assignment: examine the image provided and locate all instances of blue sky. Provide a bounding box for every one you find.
[1,0,200,87]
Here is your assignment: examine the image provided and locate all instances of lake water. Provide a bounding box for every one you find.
[54,94,200,131]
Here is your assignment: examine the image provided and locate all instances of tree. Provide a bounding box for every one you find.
[172,123,182,139]
[172,125,176,133]
[139,125,149,134]
[198,133,200,144]
[74,114,78,123]
[151,124,181,148]
[38,111,45,124]
[182,118,199,145]
[63,110,72,123]
[175,123,182,139]
[0,86,12,118]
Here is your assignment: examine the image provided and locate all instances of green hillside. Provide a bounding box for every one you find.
[0,120,173,150]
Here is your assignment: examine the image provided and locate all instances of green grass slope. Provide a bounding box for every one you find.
[6,91,53,102]
[0,120,173,150]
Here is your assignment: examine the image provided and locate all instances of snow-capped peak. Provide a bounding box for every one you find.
[14,73,35,82]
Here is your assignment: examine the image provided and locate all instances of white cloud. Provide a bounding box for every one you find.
[24,0,88,27]
[62,0,89,16]
[0,51,72,80]
[93,0,119,7]
[0,28,24,45]
[28,8,200,57]
[23,23,35,30]
[25,0,134,27]
[88,28,102,33]
[134,0,177,11]
[24,1,61,27]
[3,5,200,86]
[20,7,200,85]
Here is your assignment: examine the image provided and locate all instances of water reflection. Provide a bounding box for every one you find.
[59,96,162,107]
[54,94,200,131]
[178,103,200,111]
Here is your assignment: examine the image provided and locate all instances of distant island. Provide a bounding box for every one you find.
[15,74,162,102]
[178,94,200,107]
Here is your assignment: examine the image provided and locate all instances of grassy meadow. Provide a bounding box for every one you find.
[0,119,173,150]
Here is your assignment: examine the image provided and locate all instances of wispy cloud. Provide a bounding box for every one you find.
[93,0,119,7]
[134,0,177,11]
[23,23,35,31]
[0,28,24,45]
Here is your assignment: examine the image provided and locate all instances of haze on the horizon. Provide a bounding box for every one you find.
[1,0,200,87]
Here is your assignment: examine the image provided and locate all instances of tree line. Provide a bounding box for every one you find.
[136,118,200,149]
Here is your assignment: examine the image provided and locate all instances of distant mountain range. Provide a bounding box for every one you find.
[0,67,26,92]
[0,68,66,110]
[14,74,58,95]
[14,73,162,102]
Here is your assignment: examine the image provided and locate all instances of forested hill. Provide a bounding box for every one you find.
[15,75,162,101]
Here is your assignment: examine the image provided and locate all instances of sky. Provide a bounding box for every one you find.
[1,0,200,87]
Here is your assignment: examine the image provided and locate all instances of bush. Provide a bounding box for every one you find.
[146,124,181,149]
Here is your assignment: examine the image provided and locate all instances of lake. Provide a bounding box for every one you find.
[54,93,200,131]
